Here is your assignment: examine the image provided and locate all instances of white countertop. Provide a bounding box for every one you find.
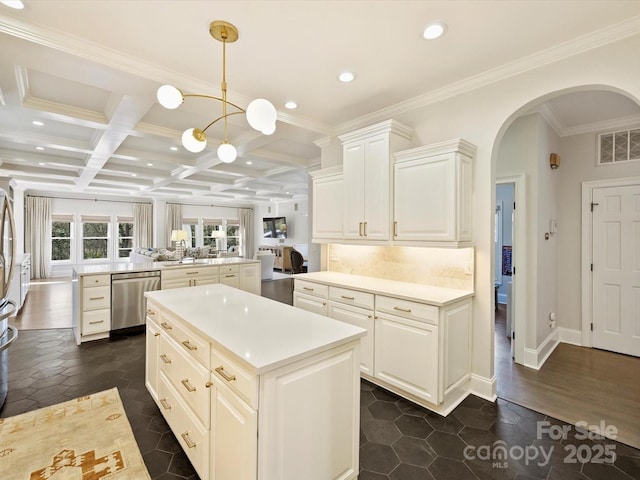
[73,257,260,275]
[145,284,366,374]
[293,271,474,307]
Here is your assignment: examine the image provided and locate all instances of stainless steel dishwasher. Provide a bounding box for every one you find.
[111,271,161,331]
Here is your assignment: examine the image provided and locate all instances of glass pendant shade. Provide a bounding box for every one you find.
[246,99,277,133]
[182,128,207,153]
[217,142,237,163]
[157,85,183,109]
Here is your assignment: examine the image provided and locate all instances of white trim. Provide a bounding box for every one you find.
[469,374,497,402]
[523,330,559,370]
[581,176,640,348]
[558,327,582,346]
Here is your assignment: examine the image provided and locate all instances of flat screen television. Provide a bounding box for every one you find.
[262,217,287,238]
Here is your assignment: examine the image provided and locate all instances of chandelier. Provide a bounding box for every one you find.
[156,20,277,163]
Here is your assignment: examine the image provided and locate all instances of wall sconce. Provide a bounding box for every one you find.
[550,153,560,169]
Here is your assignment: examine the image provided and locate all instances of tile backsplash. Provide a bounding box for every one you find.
[327,244,474,291]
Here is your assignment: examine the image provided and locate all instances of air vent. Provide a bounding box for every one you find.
[599,128,640,165]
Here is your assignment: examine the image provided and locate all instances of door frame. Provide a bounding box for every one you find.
[581,176,640,347]
[496,175,526,365]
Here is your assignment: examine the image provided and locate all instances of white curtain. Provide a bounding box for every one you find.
[164,203,182,247]
[239,208,254,258]
[25,196,51,279]
[133,203,153,248]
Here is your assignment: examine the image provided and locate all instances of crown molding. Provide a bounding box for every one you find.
[336,15,640,133]
[535,102,564,137]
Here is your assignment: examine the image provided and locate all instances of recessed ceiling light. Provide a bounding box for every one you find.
[1,1,25,10]
[131,173,137,177]
[38,162,46,166]
[32,120,44,126]
[338,72,355,83]
[170,146,178,151]
[245,187,250,190]
[246,161,252,165]
[286,191,290,194]
[147,162,153,166]
[423,22,447,40]
[36,146,44,150]
[284,101,298,109]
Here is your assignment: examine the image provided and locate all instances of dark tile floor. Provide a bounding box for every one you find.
[2,279,639,480]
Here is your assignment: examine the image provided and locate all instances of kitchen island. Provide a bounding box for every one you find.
[145,284,366,480]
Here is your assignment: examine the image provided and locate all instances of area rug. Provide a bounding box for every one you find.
[0,388,151,479]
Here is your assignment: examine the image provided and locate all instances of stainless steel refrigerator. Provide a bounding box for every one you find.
[0,187,17,411]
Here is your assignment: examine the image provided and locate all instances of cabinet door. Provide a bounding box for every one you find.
[312,173,343,240]
[145,319,161,401]
[363,134,390,240]
[193,275,219,287]
[162,278,191,290]
[374,313,438,404]
[342,141,366,239]
[328,302,374,375]
[240,264,261,295]
[293,292,327,316]
[220,273,240,289]
[394,153,455,241]
[213,380,257,480]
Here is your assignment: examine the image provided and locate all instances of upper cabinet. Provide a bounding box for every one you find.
[310,166,344,241]
[338,120,413,242]
[393,139,475,246]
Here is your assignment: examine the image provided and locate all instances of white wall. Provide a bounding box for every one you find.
[557,125,640,332]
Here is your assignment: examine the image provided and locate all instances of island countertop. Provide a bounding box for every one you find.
[73,257,260,275]
[145,284,366,374]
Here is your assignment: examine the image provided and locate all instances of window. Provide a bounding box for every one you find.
[226,219,240,251]
[81,215,110,260]
[117,216,134,259]
[182,218,198,248]
[203,218,222,249]
[599,128,640,164]
[51,215,73,261]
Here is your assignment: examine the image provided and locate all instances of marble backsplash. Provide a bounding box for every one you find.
[326,244,474,291]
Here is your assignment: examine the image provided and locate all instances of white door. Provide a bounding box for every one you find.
[592,184,640,357]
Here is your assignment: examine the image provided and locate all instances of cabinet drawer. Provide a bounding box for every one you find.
[293,292,328,316]
[82,309,110,335]
[82,286,110,311]
[376,295,439,325]
[160,335,211,429]
[329,286,374,310]
[146,300,160,321]
[162,265,219,280]
[158,374,210,480]
[84,274,110,287]
[160,312,210,369]
[294,279,328,299]
[220,264,240,274]
[211,348,258,410]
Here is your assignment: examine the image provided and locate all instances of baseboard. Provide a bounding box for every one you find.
[558,327,582,346]
[469,374,496,402]
[523,327,583,370]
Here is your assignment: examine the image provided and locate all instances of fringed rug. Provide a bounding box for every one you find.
[0,388,150,479]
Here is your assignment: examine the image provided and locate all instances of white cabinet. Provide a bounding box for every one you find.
[240,263,261,295]
[328,301,374,376]
[145,312,161,402]
[393,139,475,246]
[338,120,412,242]
[310,167,343,241]
[76,274,111,343]
[161,265,220,289]
[293,292,328,316]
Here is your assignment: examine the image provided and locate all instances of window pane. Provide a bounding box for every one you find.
[614,131,628,162]
[203,225,214,237]
[83,239,108,259]
[83,222,108,237]
[203,237,216,247]
[52,221,71,237]
[118,249,132,258]
[119,222,133,237]
[227,238,238,248]
[119,238,133,249]
[52,239,71,261]
[226,225,239,236]
[600,133,613,163]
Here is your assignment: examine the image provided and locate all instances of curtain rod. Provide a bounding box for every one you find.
[167,202,253,210]
[27,195,152,205]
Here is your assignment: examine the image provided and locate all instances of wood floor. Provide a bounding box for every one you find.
[10,279,640,449]
[495,304,640,449]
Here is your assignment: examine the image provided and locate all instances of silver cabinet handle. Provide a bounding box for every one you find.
[160,354,171,364]
[215,366,236,382]
[182,340,197,351]
[181,432,196,449]
[160,398,171,410]
[341,295,355,300]
[161,322,172,330]
[394,306,412,313]
[181,378,196,392]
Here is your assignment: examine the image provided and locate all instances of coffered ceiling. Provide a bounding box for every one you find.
[0,1,639,205]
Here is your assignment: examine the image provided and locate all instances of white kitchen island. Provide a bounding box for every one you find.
[144,284,366,480]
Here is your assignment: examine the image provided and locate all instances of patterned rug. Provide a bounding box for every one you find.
[0,388,150,480]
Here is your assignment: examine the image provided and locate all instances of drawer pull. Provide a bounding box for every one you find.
[359,222,363,236]
[154,332,160,337]
[224,274,235,278]
[159,398,171,410]
[94,279,100,283]
[181,378,196,392]
[394,221,398,237]
[205,381,213,388]
[393,306,412,313]
[303,287,314,291]
[215,366,236,382]
[160,354,171,364]
[364,221,368,236]
[89,296,105,301]
[160,322,172,330]
[181,432,197,449]
[186,271,199,275]
[89,320,104,325]
[146,309,156,316]
[341,295,355,300]
[181,340,198,351]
